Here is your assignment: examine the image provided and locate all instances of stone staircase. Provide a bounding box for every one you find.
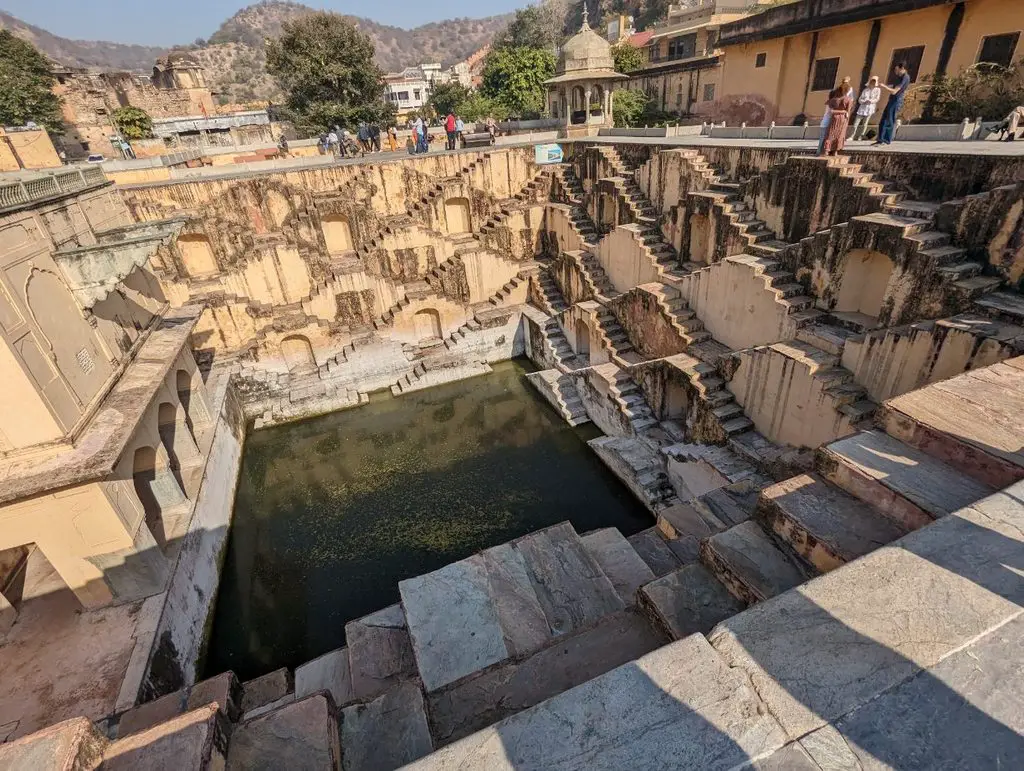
[569,249,619,299]
[593,307,642,366]
[586,361,659,434]
[539,316,583,370]
[530,268,569,315]
[391,359,494,396]
[524,369,590,425]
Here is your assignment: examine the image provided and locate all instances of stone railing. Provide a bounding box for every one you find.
[0,166,109,213]
[699,117,983,142]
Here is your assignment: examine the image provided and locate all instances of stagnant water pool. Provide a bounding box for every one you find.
[204,359,650,680]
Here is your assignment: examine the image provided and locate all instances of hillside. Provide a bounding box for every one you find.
[0,1,513,105]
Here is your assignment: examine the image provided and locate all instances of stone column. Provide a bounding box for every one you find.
[585,87,593,124]
[152,444,188,507]
[606,87,613,124]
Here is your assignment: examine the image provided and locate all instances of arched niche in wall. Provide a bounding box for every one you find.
[835,249,895,320]
[574,318,591,357]
[177,233,219,278]
[25,268,110,407]
[688,212,713,264]
[444,197,472,234]
[281,335,317,372]
[132,444,186,548]
[176,368,209,433]
[321,213,354,254]
[413,308,443,341]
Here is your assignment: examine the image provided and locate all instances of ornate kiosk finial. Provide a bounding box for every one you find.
[581,2,590,30]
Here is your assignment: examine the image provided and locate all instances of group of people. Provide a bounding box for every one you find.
[817,62,912,156]
[320,123,401,157]
[444,113,466,150]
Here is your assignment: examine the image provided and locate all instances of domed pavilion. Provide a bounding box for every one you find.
[546,4,628,137]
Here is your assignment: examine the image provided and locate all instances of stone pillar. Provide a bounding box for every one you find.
[152,444,188,507]
[160,414,201,468]
[36,539,114,609]
[585,87,593,124]
[606,87,613,124]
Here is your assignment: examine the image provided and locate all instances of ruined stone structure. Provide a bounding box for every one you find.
[1,137,1023,769]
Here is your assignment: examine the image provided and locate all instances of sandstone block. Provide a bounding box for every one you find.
[187,671,242,721]
[700,520,808,604]
[228,693,340,771]
[116,689,186,738]
[340,682,433,771]
[295,647,354,708]
[580,527,654,605]
[638,564,744,639]
[0,717,107,771]
[103,704,227,770]
[345,603,417,701]
[240,667,293,714]
[627,527,681,577]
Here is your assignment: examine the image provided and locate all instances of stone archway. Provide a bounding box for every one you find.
[176,369,209,437]
[444,197,472,234]
[177,233,218,277]
[413,308,443,341]
[321,213,353,253]
[688,213,713,264]
[132,445,187,548]
[835,249,895,320]
[575,318,591,358]
[158,401,199,476]
[281,335,317,372]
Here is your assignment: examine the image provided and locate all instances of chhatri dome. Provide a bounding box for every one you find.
[545,3,627,136]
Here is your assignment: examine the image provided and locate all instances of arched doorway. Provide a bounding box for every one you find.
[575,318,591,359]
[835,249,894,319]
[321,213,353,253]
[132,445,187,548]
[591,85,605,118]
[176,369,208,437]
[177,233,218,277]
[158,401,198,481]
[444,197,472,234]
[281,335,317,372]
[688,213,713,264]
[571,86,587,124]
[600,193,617,228]
[413,309,443,341]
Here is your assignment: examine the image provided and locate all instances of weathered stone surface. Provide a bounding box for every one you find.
[103,704,227,770]
[752,742,823,770]
[227,694,340,771]
[240,667,293,714]
[516,522,624,637]
[340,682,433,771]
[627,527,682,577]
[186,671,241,721]
[639,564,744,639]
[407,634,787,770]
[700,520,808,604]
[0,717,107,771]
[479,542,550,658]
[295,647,354,708]
[241,693,296,722]
[821,430,992,526]
[580,528,655,604]
[345,603,417,700]
[427,609,666,746]
[799,614,1024,768]
[758,473,907,572]
[400,556,510,693]
[116,689,186,738]
[708,490,1024,741]
[657,501,725,540]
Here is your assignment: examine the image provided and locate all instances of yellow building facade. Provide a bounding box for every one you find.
[718,0,1023,125]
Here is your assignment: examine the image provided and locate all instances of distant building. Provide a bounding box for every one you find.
[607,14,636,43]
[384,74,433,116]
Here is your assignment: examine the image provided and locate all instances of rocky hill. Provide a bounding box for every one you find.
[0,1,512,104]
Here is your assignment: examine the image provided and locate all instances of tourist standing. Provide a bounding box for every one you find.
[850,76,882,141]
[326,129,339,157]
[369,123,381,153]
[818,76,852,154]
[357,122,371,153]
[455,115,465,149]
[820,86,854,156]
[414,115,428,154]
[387,125,398,152]
[444,112,457,150]
[874,63,911,146]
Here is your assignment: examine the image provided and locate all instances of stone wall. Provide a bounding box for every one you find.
[937,182,1024,289]
[608,286,688,359]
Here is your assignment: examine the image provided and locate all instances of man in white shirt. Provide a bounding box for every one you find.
[850,76,882,141]
[414,116,427,154]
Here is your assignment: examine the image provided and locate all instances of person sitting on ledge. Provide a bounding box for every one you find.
[997,106,1024,141]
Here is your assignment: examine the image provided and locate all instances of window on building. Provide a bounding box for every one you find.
[811,57,840,91]
[704,31,718,55]
[649,42,661,62]
[755,52,767,68]
[676,83,684,107]
[977,32,1020,68]
[397,91,409,101]
[703,83,716,102]
[668,33,697,61]
[888,46,925,83]
[413,89,421,100]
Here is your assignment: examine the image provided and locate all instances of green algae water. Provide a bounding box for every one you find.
[204,359,650,680]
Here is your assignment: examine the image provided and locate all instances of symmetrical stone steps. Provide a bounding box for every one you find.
[639,282,712,347]
[661,353,752,440]
[524,368,590,425]
[574,249,619,298]
[531,269,569,315]
[539,317,582,370]
[724,253,816,315]
[587,362,658,433]
[588,435,677,512]
[594,308,642,365]
[391,360,494,396]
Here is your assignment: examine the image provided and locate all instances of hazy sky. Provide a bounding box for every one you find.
[1,0,525,46]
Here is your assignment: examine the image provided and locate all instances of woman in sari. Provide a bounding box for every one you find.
[820,86,854,156]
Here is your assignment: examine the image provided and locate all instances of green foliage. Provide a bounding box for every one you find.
[459,92,508,122]
[612,42,644,74]
[0,30,63,132]
[493,5,564,51]
[481,46,556,119]
[922,59,1024,123]
[112,106,153,140]
[265,11,394,135]
[613,88,649,127]
[428,82,472,118]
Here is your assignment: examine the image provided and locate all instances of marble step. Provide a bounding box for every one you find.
[344,603,418,701]
[339,682,433,771]
[692,485,759,528]
[700,520,811,605]
[758,473,909,573]
[115,672,241,738]
[405,634,787,770]
[0,718,107,770]
[227,694,340,771]
[427,608,666,747]
[628,527,685,577]
[295,646,354,708]
[239,667,294,720]
[399,523,623,693]
[638,563,744,640]
[580,528,655,605]
[819,430,994,532]
[104,704,228,771]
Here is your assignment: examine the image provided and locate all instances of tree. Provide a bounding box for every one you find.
[0,30,63,132]
[493,5,565,52]
[112,106,153,140]
[428,81,471,117]
[613,88,649,127]
[266,12,394,135]
[922,60,1024,123]
[481,47,556,119]
[612,42,644,74]
[459,92,508,122]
